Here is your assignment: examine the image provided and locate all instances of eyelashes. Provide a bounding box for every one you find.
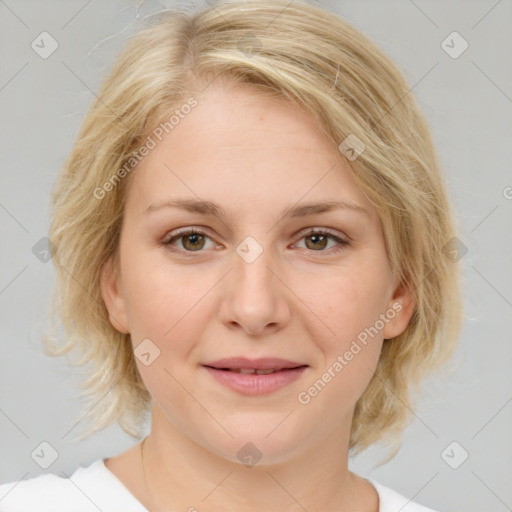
[162,227,349,255]
[163,229,217,252]
[295,229,349,252]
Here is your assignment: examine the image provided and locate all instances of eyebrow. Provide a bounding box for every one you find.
[143,198,369,218]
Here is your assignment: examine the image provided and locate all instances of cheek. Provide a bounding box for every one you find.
[303,263,390,349]
[295,263,389,401]
[120,253,213,410]
[121,247,211,349]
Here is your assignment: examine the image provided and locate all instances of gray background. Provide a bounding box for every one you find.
[1,0,511,510]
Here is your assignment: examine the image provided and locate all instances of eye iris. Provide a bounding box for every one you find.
[305,233,328,250]
[171,231,338,252]
[182,233,205,251]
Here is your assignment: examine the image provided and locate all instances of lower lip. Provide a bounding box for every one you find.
[203,366,308,395]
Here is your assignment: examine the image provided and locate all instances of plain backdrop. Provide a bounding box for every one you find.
[1,1,511,511]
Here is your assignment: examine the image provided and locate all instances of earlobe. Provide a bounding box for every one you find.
[100,256,130,334]
[382,280,415,340]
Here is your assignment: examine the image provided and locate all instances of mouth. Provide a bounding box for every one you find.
[203,366,308,375]
[201,357,309,395]
[203,364,307,375]
[202,357,308,373]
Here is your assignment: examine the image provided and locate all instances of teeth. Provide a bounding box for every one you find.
[239,368,257,374]
[256,369,276,375]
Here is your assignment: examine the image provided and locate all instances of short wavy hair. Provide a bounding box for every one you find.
[45,0,462,459]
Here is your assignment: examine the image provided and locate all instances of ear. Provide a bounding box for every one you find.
[100,256,130,334]
[382,278,415,340]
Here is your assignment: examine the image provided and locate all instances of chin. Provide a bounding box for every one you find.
[199,424,313,468]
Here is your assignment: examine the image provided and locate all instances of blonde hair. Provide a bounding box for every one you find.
[46,0,462,459]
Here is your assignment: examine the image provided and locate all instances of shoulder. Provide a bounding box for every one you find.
[0,459,147,512]
[369,479,440,512]
[0,471,72,512]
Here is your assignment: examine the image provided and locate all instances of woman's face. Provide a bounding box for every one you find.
[101,80,413,464]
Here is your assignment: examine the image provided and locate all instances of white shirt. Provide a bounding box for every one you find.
[0,459,438,511]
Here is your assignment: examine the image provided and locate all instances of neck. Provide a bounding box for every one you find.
[140,405,378,512]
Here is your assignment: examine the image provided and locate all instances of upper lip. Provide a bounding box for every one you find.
[203,357,307,370]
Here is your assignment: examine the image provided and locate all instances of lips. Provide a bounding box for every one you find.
[202,357,307,372]
[202,357,309,395]
[219,368,291,375]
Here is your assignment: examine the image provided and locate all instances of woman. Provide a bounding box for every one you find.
[0,0,461,510]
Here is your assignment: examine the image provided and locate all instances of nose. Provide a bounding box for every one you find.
[217,241,292,336]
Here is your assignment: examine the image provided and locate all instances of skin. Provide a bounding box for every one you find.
[101,78,414,512]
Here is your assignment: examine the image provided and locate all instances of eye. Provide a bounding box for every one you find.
[163,229,216,252]
[162,227,349,254]
[294,229,349,253]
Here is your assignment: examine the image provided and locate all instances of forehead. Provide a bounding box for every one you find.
[171,81,332,158]
[126,81,375,216]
